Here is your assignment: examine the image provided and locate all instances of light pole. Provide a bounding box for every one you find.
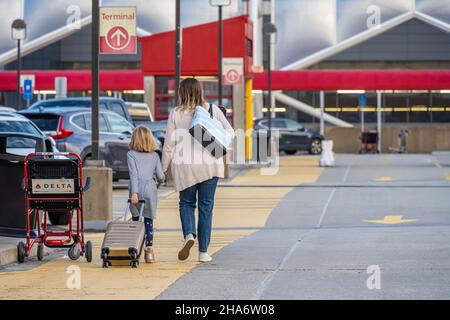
[263,22,276,155]
[91,0,100,160]
[11,19,27,110]
[210,0,231,106]
[175,0,181,105]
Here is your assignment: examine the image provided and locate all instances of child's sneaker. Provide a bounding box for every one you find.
[178,234,195,261]
[144,247,155,263]
[199,252,212,263]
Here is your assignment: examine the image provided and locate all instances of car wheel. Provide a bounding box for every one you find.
[284,150,297,155]
[309,139,322,155]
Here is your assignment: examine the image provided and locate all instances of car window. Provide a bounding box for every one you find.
[258,120,268,127]
[30,100,90,109]
[272,119,287,128]
[285,119,302,130]
[109,102,127,119]
[22,114,60,132]
[72,115,86,130]
[0,118,41,135]
[107,113,134,134]
[84,113,109,133]
[6,136,37,149]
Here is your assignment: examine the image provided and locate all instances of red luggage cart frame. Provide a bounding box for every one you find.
[17,152,92,263]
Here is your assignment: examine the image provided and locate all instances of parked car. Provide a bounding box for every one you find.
[27,97,134,124]
[19,108,161,180]
[0,111,57,156]
[124,101,167,146]
[125,101,154,125]
[0,106,16,113]
[254,118,323,155]
[0,112,65,226]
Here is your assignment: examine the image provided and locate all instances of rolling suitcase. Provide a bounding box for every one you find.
[101,199,146,268]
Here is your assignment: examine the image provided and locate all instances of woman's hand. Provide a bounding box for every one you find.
[131,193,139,205]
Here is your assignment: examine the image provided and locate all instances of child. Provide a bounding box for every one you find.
[128,126,165,263]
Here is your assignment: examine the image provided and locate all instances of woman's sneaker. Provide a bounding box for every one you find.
[178,234,195,261]
[199,252,212,263]
[144,247,155,263]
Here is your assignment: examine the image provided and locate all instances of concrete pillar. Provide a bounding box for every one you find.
[320,91,325,136]
[55,77,67,99]
[144,76,156,118]
[377,91,382,153]
[82,161,113,231]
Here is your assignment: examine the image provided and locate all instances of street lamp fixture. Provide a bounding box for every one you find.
[210,0,231,107]
[11,19,27,110]
[263,22,277,155]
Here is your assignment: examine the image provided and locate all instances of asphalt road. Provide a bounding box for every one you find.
[157,154,450,300]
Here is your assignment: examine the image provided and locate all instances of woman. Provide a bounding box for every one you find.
[162,78,233,263]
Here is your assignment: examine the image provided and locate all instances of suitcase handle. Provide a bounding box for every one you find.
[125,199,146,222]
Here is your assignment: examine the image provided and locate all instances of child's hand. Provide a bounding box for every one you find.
[131,193,139,205]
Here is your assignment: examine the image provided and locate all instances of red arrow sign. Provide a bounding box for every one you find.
[106,26,130,50]
[99,7,137,54]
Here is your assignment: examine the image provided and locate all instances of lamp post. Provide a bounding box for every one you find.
[175,0,181,105]
[91,0,100,160]
[263,22,276,155]
[11,19,27,110]
[210,0,231,106]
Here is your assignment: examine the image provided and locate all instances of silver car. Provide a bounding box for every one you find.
[20,108,161,180]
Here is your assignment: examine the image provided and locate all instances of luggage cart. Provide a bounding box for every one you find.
[17,152,92,263]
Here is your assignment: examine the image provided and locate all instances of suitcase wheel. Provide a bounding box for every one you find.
[68,243,81,261]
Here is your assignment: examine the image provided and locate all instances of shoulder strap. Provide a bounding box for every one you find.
[209,103,214,119]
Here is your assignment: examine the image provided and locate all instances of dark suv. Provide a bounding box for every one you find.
[19,108,161,180]
[254,118,323,155]
[28,97,133,124]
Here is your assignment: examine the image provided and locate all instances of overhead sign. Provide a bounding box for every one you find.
[210,0,231,6]
[100,7,137,54]
[23,79,33,100]
[359,94,367,107]
[222,58,243,85]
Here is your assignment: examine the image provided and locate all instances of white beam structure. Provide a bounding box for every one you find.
[281,0,450,71]
[0,16,152,66]
[274,92,353,128]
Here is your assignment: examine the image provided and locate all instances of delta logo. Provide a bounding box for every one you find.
[42,183,73,190]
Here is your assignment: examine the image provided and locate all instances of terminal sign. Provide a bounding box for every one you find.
[222,58,244,85]
[100,7,137,54]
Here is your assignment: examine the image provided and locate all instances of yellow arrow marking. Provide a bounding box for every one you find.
[374,176,395,182]
[364,215,418,225]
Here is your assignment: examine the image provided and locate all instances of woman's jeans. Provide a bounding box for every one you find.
[132,216,153,247]
[179,177,218,253]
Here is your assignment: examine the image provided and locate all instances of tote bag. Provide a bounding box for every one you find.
[189,104,232,159]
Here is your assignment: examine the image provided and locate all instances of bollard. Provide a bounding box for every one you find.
[319,140,335,167]
[82,160,113,231]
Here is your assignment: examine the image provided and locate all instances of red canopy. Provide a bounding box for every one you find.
[1,69,450,92]
[253,70,450,91]
[0,70,143,91]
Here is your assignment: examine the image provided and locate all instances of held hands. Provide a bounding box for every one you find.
[131,193,139,205]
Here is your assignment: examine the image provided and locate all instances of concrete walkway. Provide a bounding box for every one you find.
[0,155,322,299]
[157,154,450,300]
